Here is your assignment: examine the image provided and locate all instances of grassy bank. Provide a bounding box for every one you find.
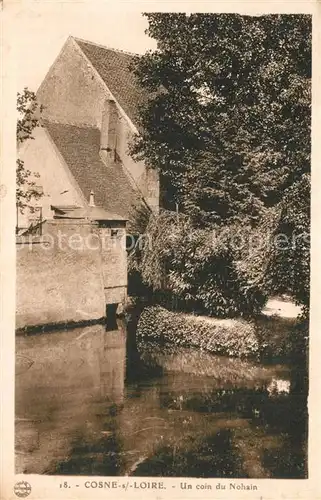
[136,305,305,361]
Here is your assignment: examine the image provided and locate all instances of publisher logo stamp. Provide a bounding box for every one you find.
[14,481,32,498]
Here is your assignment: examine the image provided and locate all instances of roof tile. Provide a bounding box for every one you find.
[75,39,147,129]
[44,120,141,219]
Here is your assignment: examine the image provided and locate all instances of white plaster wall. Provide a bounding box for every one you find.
[37,38,107,128]
[18,126,85,228]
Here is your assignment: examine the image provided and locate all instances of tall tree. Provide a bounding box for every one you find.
[131,13,311,227]
[16,87,43,212]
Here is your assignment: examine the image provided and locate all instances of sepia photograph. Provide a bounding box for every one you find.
[11,6,311,485]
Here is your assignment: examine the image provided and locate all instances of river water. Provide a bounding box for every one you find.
[15,320,307,478]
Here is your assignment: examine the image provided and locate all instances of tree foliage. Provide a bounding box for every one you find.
[131,13,311,227]
[271,175,310,310]
[17,88,43,211]
[129,13,310,311]
[236,173,310,313]
[229,175,310,313]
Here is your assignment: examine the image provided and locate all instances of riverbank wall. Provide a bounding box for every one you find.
[16,218,127,330]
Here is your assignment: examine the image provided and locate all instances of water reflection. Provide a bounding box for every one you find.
[15,320,307,478]
[267,379,290,396]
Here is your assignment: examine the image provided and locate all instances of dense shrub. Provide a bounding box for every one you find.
[136,304,305,361]
[254,315,299,360]
[137,306,260,359]
[129,210,267,318]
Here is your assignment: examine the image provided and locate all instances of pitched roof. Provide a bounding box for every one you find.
[74,38,147,129]
[44,120,141,219]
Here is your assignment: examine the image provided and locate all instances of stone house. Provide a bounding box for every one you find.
[18,36,159,230]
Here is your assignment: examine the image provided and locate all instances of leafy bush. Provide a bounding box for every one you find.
[136,304,306,361]
[137,306,260,359]
[254,315,298,360]
[129,210,267,318]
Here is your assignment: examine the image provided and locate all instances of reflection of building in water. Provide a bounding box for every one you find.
[78,322,126,403]
[15,323,127,474]
[98,324,126,403]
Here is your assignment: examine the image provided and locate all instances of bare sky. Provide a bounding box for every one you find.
[14,5,157,92]
[12,1,313,93]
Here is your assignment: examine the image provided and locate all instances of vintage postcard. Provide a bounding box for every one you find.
[1,0,320,499]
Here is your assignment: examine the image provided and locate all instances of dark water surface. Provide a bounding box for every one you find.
[15,321,307,478]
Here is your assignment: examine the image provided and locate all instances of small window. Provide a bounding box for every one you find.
[111,229,118,237]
